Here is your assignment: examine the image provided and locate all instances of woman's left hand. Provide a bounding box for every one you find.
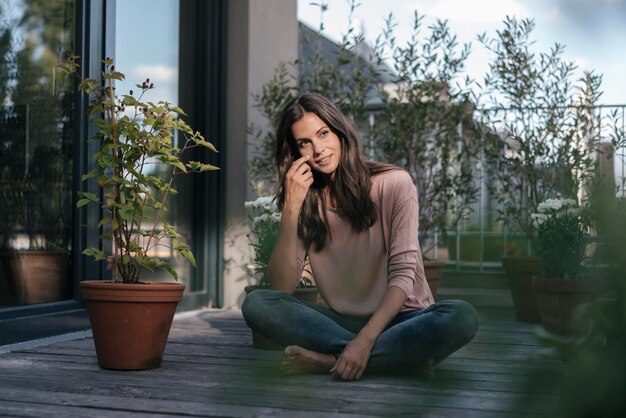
[330,334,375,381]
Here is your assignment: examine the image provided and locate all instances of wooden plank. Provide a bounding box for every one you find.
[0,359,555,406]
[173,340,555,362]
[0,353,559,416]
[0,356,558,398]
[0,307,563,417]
[2,347,560,383]
[0,388,380,418]
[0,372,557,417]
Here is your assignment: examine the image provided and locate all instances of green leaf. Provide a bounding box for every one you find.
[82,248,106,261]
[76,198,91,208]
[180,249,197,268]
[193,138,219,153]
[107,71,126,81]
[170,106,187,116]
[186,161,219,172]
[76,192,99,208]
[122,95,138,106]
[81,169,99,181]
[118,205,135,221]
[165,266,179,281]
[89,106,105,118]
[78,79,96,90]
[97,218,110,227]
[79,191,98,201]
[168,159,187,173]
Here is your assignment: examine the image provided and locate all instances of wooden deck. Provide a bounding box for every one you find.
[0,306,565,417]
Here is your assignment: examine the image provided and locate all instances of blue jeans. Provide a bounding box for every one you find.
[242,289,479,373]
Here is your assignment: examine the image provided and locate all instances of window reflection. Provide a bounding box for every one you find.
[115,0,190,285]
[0,0,75,306]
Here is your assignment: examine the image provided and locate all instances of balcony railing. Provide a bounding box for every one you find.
[365,104,626,272]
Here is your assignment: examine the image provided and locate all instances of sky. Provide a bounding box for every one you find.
[115,0,179,108]
[297,0,626,105]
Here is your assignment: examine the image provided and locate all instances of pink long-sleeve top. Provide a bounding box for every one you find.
[295,169,434,316]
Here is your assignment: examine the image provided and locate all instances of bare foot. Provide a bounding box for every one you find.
[282,345,336,374]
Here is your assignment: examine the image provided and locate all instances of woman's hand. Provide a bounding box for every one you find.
[268,156,313,292]
[330,334,375,381]
[283,156,313,214]
[330,287,408,381]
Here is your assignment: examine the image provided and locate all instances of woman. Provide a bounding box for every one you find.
[242,93,479,381]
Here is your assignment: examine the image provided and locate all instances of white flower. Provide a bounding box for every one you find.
[252,212,281,225]
[537,198,577,213]
[252,214,270,224]
[530,213,548,227]
[244,196,276,210]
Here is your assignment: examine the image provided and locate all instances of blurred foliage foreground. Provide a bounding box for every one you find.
[539,185,626,418]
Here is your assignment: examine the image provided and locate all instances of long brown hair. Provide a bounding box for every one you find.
[275,93,396,251]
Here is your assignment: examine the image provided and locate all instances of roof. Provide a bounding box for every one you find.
[298,22,395,104]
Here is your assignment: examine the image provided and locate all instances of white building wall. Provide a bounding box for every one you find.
[222,0,298,309]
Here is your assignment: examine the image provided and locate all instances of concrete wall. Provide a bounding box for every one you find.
[223,0,298,308]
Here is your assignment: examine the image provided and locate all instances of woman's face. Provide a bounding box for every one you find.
[291,112,342,177]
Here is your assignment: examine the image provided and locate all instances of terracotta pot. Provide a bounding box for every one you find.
[423,259,446,296]
[532,277,599,336]
[243,284,322,350]
[502,256,542,323]
[80,281,185,370]
[0,250,69,305]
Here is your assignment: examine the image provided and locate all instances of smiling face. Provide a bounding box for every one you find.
[291,112,342,177]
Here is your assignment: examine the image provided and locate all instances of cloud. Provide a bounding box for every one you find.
[413,0,531,24]
[550,0,626,31]
[543,5,563,22]
[569,56,591,71]
[130,65,178,84]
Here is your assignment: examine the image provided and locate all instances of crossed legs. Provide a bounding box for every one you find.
[242,289,479,377]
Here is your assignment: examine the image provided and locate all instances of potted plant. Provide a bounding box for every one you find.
[0,17,73,306]
[59,57,218,370]
[0,112,31,305]
[542,185,626,415]
[530,198,600,336]
[243,196,320,349]
[0,113,70,306]
[478,17,601,322]
[0,147,71,306]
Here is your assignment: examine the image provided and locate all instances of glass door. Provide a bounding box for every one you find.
[114,0,196,287]
[0,0,75,307]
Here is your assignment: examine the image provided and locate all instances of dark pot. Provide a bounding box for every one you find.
[423,259,446,297]
[502,256,542,323]
[0,250,69,305]
[243,284,322,350]
[532,277,599,336]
